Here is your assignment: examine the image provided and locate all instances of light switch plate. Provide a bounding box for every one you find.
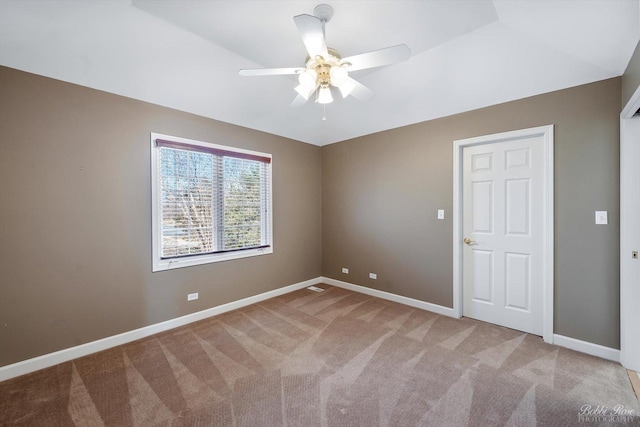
[595,211,608,225]
[437,209,445,220]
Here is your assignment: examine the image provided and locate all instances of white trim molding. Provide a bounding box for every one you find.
[452,125,554,343]
[0,277,321,382]
[553,334,620,363]
[150,132,274,272]
[321,279,621,363]
[621,83,640,120]
[620,75,640,373]
[2,276,625,382]
[620,115,640,372]
[321,277,457,318]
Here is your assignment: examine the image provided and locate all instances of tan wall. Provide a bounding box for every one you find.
[623,41,640,110]
[0,66,322,367]
[0,64,623,366]
[322,78,621,349]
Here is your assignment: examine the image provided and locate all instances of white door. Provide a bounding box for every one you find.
[462,135,544,335]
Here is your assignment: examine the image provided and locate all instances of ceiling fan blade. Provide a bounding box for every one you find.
[291,94,311,107]
[342,44,411,72]
[344,77,374,101]
[239,67,301,77]
[293,14,329,60]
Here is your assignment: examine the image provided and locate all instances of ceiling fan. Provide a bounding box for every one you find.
[238,4,411,108]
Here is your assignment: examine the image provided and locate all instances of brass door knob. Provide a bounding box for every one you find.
[463,237,476,245]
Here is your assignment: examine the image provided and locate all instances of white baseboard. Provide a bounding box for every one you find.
[1,276,622,382]
[322,278,623,363]
[320,276,457,318]
[0,277,321,382]
[553,334,620,362]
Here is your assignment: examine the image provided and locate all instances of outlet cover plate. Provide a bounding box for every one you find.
[595,211,608,225]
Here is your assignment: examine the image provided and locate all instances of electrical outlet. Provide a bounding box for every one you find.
[437,209,445,219]
[187,292,199,301]
[369,273,377,280]
[342,267,349,274]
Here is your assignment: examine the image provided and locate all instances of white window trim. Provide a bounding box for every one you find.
[151,132,273,272]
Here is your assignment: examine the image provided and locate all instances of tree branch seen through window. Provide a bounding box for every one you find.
[152,134,272,271]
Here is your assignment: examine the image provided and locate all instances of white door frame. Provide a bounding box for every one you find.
[452,125,555,344]
[620,86,640,371]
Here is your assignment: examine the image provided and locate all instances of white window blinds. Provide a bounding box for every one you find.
[155,138,271,263]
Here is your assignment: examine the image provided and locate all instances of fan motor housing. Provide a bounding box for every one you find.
[305,48,343,87]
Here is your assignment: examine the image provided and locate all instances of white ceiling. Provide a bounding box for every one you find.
[0,0,638,146]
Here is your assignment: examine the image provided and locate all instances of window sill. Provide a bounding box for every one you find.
[152,246,273,272]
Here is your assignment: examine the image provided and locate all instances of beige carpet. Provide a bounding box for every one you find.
[1,285,639,426]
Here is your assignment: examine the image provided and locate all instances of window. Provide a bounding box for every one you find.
[151,133,272,271]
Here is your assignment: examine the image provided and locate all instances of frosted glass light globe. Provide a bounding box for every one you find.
[330,66,348,86]
[298,69,317,90]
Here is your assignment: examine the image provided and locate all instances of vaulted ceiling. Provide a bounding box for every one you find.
[0,0,638,145]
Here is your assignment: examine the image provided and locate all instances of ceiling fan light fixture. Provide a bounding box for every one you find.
[298,69,317,90]
[295,84,314,100]
[329,66,348,86]
[338,80,355,98]
[238,4,411,112]
[317,86,333,104]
